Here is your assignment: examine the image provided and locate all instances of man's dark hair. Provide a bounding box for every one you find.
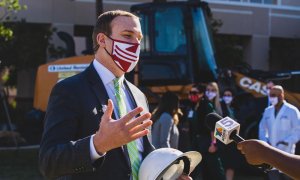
[92,10,139,52]
[152,92,179,123]
[222,88,235,96]
[192,83,206,94]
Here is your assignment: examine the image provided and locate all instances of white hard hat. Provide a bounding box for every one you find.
[139,148,202,180]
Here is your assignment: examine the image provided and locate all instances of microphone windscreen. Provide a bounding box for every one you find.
[205,113,223,130]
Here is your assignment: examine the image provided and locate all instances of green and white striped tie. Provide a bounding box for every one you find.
[113,78,140,180]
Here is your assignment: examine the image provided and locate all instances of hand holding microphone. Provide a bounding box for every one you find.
[238,140,300,180]
[205,113,272,173]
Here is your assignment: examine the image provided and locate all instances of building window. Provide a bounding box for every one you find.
[251,0,275,4]
[154,7,187,54]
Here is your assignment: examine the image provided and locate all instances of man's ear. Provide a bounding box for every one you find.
[281,93,285,101]
[97,33,106,48]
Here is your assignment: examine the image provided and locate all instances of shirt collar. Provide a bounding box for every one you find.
[93,59,125,86]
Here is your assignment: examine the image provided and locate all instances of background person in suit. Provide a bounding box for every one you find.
[39,10,154,180]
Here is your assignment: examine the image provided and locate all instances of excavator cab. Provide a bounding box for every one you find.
[131,1,300,140]
[130,1,217,87]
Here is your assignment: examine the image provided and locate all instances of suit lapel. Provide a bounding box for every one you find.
[86,64,109,109]
[125,80,155,158]
[85,63,130,166]
[124,80,149,114]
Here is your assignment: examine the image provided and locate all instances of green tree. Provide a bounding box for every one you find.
[0,0,27,40]
[0,22,53,85]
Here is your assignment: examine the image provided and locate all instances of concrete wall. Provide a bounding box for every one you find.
[271,8,300,38]
[18,0,152,25]
[210,3,300,38]
[282,0,300,6]
[19,0,95,25]
[209,2,300,70]
[244,35,270,70]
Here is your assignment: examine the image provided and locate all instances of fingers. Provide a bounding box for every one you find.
[121,110,152,141]
[129,119,153,135]
[126,112,151,130]
[102,99,114,121]
[177,175,192,180]
[120,106,144,124]
[237,140,250,151]
[237,142,242,150]
[237,140,254,154]
[129,115,152,140]
[131,129,150,140]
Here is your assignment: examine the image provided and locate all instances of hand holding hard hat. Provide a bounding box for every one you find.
[139,148,202,180]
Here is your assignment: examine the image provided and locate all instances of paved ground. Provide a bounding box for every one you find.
[0,147,43,180]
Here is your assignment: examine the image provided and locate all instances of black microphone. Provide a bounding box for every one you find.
[205,113,245,144]
[205,112,272,173]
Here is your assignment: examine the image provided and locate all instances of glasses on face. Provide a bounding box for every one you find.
[189,91,199,95]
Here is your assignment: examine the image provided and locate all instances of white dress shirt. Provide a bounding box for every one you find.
[90,59,143,161]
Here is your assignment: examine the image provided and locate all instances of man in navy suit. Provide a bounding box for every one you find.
[39,9,192,180]
[39,10,155,179]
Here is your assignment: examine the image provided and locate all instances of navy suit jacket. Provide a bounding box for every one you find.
[39,63,154,180]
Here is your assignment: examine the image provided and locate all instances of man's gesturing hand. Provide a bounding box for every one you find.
[93,99,152,154]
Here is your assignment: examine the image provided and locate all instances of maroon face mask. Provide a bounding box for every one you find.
[189,95,200,103]
[104,36,140,72]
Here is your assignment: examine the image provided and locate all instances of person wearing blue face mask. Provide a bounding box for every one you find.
[259,85,300,180]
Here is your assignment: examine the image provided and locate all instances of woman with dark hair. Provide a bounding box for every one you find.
[152,92,180,149]
[220,88,241,180]
[190,82,225,180]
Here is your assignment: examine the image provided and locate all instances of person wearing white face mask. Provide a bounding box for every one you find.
[259,85,300,180]
[220,89,241,180]
[221,89,234,119]
[189,82,225,180]
[266,81,275,106]
[205,90,217,101]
